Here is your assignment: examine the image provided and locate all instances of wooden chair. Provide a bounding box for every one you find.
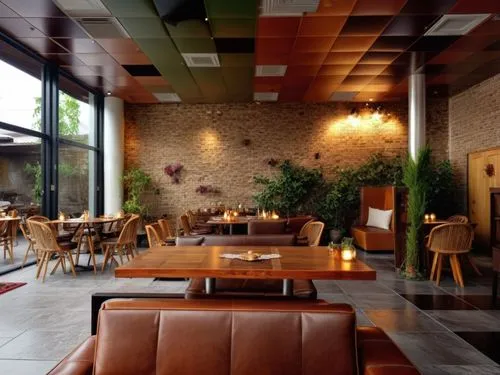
[0,219,20,264]
[447,215,469,223]
[101,215,140,271]
[157,219,176,245]
[299,221,325,246]
[186,210,213,232]
[180,214,211,236]
[20,219,37,267]
[145,223,166,248]
[427,223,474,287]
[27,220,76,282]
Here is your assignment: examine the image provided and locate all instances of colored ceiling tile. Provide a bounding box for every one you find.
[210,19,256,38]
[101,0,158,18]
[299,16,347,36]
[349,64,388,75]
[427,50,474,64]
[449,0,500,13]
[205,0,258,19]
[361,84,395,92]
[256,37,295,54]
[95,38,142,53]
[340,16,393,36]
[293,37,336,52]
[311,0,357,16]
[53,38,105,54]
[324,52,365,64]
[400,0,458,14]
[342,75,375,85]
[255,51,290,65]
[16,38,68,54]
[330,36,377,51]
[282,75,314,89]
[317,64,354,75]
[288,52,328,65]
[468,19,500,36]
[382,16,439,36]
[353,92,387,101]
[408,36,459,52]
[369,36,419,52]
[351,0,408,15]
[25,18,87,38]
[111,53,151,65]
[257,17,301,37]
[278,89,306,102]
[285,65,322,76]
[254,79,282,93]
[214,38,254,53]
[118,18,168,38]
[1,0,65,17]
[0,3,19,17]
[172,37,216,53]
[134,38,184,66]
[166,20,211,38]
[75,53,118,66]
[134,76,170,86]
[357,52,400,64]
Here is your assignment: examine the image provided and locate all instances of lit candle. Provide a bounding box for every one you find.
[233,211,239,217]
[58,212,65,221]
[262,210,267,219]
[116,211,123,218]
[83,210,89,221]
[341,248,356,261]
[430,213,436,222]
[424,214,430,222]
[223,211,228,220]
[271,211,279,220]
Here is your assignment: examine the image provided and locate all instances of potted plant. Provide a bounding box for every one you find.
[122,168,152,216]
[401,147,431,279]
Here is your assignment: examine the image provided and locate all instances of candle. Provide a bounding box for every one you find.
[430,213,436,222]
[116,210,123,218]
[58,212,65,221]
[223,211,228,220]
[271,211,279,219]
[424,214,430,222]
[341,248,356,261]
[233,211,239,217]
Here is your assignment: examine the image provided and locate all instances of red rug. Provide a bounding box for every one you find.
[0,282,26,295]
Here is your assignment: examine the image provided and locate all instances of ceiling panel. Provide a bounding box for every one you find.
[172,37,216,53]
[382,16,439,36]
[339,16,392,36]
[0,3,18,17]
[298,16,347,36]
[101,0,158,18]
[293,37,336,52]
[450,0,500,13]
[400,0,458,15]
[1,0,65,17]
[205,0,257,19]
[257,17,301,37]
[26,17,87,38]
[351,0,408,15]
[330,36,377,51]
[312,0,357,16]
[118,17,168,38]
[210,19,255,38]
[0,18,45,38]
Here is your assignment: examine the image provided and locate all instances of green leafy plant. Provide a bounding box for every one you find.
[122,168,152,215]
[23,162,42,204]
[427,159,455,217]
[33,93,81,136]
[401,147,432,279]
[253,160,323,217]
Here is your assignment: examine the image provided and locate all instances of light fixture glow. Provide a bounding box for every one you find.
[106,91,111,96]
[205,17,208,21]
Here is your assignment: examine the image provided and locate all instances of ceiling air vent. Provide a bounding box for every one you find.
[154,93,181,102]
[254,92,278,102]
[261,0,320,16]
[54,0,111,17]
[329,92,358,101]
[425,14,490,36]
[255,65,287,77]
[77,17,130,38]
[182,53,220,67]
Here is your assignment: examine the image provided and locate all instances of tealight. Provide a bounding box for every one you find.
[424,214,430,222]
[58,212,65,221]
[430,213,436,222]
[341,248,356,261]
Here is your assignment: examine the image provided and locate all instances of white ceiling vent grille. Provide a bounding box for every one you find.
[77,17,130,38]
[254,92,278,102]
[255,65,287,77]
[261,0,320,16]
[55,0,111,17]
[182,53,220,67]
[329,92,358,102]
[154,93,181,103]
[425,14,490,36]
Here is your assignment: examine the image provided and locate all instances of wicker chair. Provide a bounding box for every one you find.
[28,220,76,282]
[101,215,140,271]
[427,223,474,287]
[19,219,37,267]
[180,214,211,236]
[186,210,213,232]
[299,221,325,246]
[447,215,469,223]
[145,223,166,248]
[157,219,176,245]
[0,219,18,264]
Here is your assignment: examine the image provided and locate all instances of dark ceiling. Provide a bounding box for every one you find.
[0,0,499,103]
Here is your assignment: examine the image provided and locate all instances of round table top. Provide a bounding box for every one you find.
[0,216,21,221]
[206,217,250,224]
[48,217,123,225]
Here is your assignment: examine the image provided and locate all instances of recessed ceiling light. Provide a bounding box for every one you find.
[254,92,278,102]
[255,65,287,77]
[425,14,490,36]
[205,17,208,21]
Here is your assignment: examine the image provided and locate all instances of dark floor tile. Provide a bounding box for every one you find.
[400,293,477,310]
[455,332,500,365]
[365,309,447,332]
[421,364,500,375]
[427,311,500,332]
[461,295,500,310]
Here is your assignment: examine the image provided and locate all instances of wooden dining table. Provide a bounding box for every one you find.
[115,246,376,296]
[206,217,251,235]
[48,217,123,273]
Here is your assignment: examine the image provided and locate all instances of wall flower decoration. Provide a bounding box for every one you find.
[485,163,495,177]
[164,162,183,184]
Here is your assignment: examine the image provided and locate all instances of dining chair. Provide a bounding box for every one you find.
[180,214,211,236]
[101,215,140,271]
[447,215,469,223]
[19,218,37,267]
[299,221,325,246]
[157,219,176,245]
[145,223,166,248]
[28,220,77,282]
[186,210,213,232]
[427,223,474,287]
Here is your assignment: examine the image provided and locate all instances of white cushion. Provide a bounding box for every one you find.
[366,207,393,230]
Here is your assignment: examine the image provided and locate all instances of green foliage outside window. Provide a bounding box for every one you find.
[33,92,81,136]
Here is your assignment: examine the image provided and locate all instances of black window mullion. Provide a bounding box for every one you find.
[95,94,104,216]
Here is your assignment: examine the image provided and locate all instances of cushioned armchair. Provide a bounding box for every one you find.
[48,299,420,375]
[351,186,396,251]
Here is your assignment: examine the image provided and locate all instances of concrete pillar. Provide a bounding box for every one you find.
[408,73,426,160]
[104,97,124,214]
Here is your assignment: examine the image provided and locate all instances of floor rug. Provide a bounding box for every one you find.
[0,282,26,296]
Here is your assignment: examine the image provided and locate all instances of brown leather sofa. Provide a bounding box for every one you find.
[286,215,315,234]
[248,219,287,234]
[175,234,315,299]
[351,186,396,252]
[48,299,420,375]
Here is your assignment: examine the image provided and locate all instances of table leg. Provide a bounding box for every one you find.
[86,224,97,274]
[229,224,233,235]
[283,279,293,296]
[205,278,216,294]
[493,271,498,308]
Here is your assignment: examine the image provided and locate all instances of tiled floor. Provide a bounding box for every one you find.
[0,238,36,275]
[0,248,499,375]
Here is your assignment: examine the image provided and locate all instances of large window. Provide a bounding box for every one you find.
[0,36,103,219]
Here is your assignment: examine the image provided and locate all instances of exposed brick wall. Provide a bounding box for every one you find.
[449,73,500,207]
[124,100,448,220]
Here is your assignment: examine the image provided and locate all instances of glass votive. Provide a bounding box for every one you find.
[430,213,436,222]
[341,248,356,261]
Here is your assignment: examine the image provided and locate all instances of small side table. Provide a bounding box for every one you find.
[493,246,500,306]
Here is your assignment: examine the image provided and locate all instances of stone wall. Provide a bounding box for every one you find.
[124,100,448,220]
[449,73,500,207]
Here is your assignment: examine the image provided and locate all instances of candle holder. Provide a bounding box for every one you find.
[83,210,89,221]
[340,237,356,261]
[430,213,436,222]
[58,212,66,221]
[424,214,430,222]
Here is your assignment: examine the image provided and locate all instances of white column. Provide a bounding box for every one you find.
[104,97,124,214]
[408,73,426,160]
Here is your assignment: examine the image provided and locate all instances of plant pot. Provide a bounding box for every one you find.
[329,228,343,243]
